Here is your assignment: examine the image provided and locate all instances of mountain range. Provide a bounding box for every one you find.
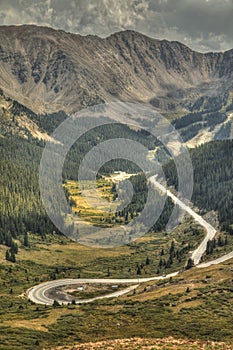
[0,25,232,117]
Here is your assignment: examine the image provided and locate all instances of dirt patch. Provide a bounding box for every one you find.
[45,283,132,302]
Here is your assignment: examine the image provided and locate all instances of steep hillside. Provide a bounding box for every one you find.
[0,88,58,141]
[0,25,232,114]
[164,139,233,233]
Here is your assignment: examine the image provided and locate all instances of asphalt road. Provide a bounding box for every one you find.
[197,251,233,268]
[27,272,179,305]
[150,177,233,267]
[149,176,217,265]
[28,177,232,305]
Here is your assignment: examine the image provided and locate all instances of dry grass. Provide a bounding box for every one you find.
[64,179,117,225]
[3,308,78,332]
[49,337,232,349]
[18,240,131,267]
[0,244,8,264]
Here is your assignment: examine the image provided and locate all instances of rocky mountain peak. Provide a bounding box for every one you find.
[0,25,232,114]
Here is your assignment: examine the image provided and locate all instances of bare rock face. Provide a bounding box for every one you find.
[0,25,232,114]
[0,90,58,141]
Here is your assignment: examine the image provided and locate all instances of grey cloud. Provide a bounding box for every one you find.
[0,0,232,52]
[162,0,232,37]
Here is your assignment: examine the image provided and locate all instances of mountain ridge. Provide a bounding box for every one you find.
[1,24,232,54]
[0,25,232,115]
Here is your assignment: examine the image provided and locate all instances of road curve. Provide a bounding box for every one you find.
[27,177,232,305]
[150,177,233,267]
[27,273,179,305]
[149,176,217,265]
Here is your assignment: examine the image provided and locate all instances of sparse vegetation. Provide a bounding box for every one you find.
[0,243,232,349]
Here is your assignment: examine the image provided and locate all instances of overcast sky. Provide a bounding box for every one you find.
[0,0,232,52]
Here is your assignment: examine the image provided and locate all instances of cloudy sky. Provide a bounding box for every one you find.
[0,0,232,52]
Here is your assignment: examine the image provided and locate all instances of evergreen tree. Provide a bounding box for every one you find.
[53,300,60,307]
[186,258,194,270]
[24,233,29,247]
[5,250,10,261]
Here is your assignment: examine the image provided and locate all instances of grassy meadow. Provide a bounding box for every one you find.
[0,221,232,349]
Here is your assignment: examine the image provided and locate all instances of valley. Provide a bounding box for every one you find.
[26,174,232,307]
[0,24,232,350]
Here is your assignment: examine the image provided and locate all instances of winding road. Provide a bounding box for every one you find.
[27,176,232,305]
[149,176,217,265]
[27,273,179,305]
